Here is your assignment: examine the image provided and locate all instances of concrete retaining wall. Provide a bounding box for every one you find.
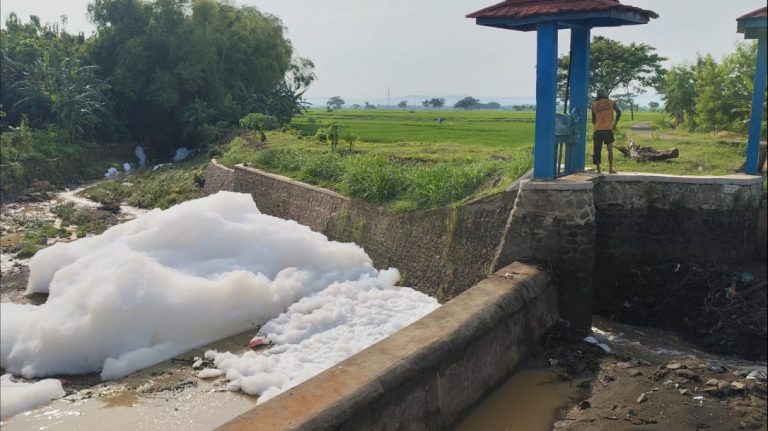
[206,160,516,302]
[203,161,235,195]
[593,173,763,301]
[493,177,596,331]
[218,262,558,431]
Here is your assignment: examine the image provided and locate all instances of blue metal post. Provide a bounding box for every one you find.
[565,26,591,174]
[534,22,558,179]
[746,35,767,174]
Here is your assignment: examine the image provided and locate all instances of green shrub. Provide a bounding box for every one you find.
[301,152,344,183]
[342,155,403,203]
[85,181,130,205]
[404,162,497,208]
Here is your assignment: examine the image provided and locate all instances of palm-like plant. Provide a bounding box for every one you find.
[13,56,110,142]
[53,58,110,142]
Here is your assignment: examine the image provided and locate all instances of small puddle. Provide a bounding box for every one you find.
[455,368,583,431]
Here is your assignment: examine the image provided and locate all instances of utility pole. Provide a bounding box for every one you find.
[386,87,390,109]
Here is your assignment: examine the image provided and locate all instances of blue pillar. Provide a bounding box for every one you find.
[746,35,767,175]
[565,26,591,174]
[534,22,558,179]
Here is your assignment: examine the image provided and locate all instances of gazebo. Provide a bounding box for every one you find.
[467,0,658,179]
[737,7,767,174]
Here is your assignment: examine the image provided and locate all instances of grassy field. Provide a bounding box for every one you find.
[211,109,758,211]
[292,109,536,149]
[293,109,751,176]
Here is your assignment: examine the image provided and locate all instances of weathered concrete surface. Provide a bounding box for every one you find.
[210,163,517,302]
[217,262,558,431]
[593,173,763,303]
[203,159,235,195]
[493,178,595,333]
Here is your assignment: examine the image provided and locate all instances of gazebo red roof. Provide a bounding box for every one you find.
[737,7,767,21]
[467,0,658,20]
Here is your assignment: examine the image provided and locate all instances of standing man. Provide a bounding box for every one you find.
[591,89,622,173]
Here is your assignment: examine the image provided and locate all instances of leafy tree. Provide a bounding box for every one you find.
[326,96,345,111]
[429,98,445,110]
[454,96,479,110]
[648,101,659,111]
[86,0,293,156]
[351,104,361,110]
[364,101,377,110]
[251,57,316,125]
[658,65,696,127]
[397,100,407,110]
[422,99,431,110]
[239,112,278,144]
[558,36,666,119]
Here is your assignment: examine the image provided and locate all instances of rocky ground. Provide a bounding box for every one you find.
[534,322,768,431]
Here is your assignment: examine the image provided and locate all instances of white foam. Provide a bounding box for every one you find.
[0,374,64,419]
[134,146,147,167]
[205,270,438,403]
[1,192,388,380]
[172,147,191,162]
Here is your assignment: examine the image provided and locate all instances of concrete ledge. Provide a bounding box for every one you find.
[519,179,594,191]
[597,172,763,185]
[235,164,350,200]
[217,262,558,431]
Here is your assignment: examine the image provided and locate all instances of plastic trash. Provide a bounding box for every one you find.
[740,272,755,283]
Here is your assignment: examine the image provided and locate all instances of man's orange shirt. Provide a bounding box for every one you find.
[592,98,615,131]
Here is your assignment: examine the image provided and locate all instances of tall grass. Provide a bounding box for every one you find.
[219,136,531,211]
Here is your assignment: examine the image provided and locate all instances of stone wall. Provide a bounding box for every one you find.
[493,178,595,332]
[210,162,517,302]
[593,174,763,302]
[203,160,235,195]
[218,262,558,431]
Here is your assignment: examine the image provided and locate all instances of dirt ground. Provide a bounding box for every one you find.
[535,322,768,431]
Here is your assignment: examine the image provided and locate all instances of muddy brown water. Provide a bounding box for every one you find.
[455,368,584,431]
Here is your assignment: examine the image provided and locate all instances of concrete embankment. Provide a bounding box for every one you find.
[219,262,558,431]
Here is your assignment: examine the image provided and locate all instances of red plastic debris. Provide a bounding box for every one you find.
[249,337,266,349]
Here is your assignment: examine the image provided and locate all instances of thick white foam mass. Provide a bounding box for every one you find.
[206,270,439,403]
[0,374,64,419]
[0,192,392,380]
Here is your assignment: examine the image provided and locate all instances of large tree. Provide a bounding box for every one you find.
[454,96,479,110]
[658,65,696,127]
[326,96,344,111]
[429,97,445,110]
[558,36,666,119]
[86,0,293,156]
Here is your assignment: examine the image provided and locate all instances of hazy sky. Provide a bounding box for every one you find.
[2,0,764,101]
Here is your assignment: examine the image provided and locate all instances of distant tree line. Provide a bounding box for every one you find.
[1,0,316,159]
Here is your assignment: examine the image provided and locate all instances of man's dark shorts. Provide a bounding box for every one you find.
[593,130,614,165]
